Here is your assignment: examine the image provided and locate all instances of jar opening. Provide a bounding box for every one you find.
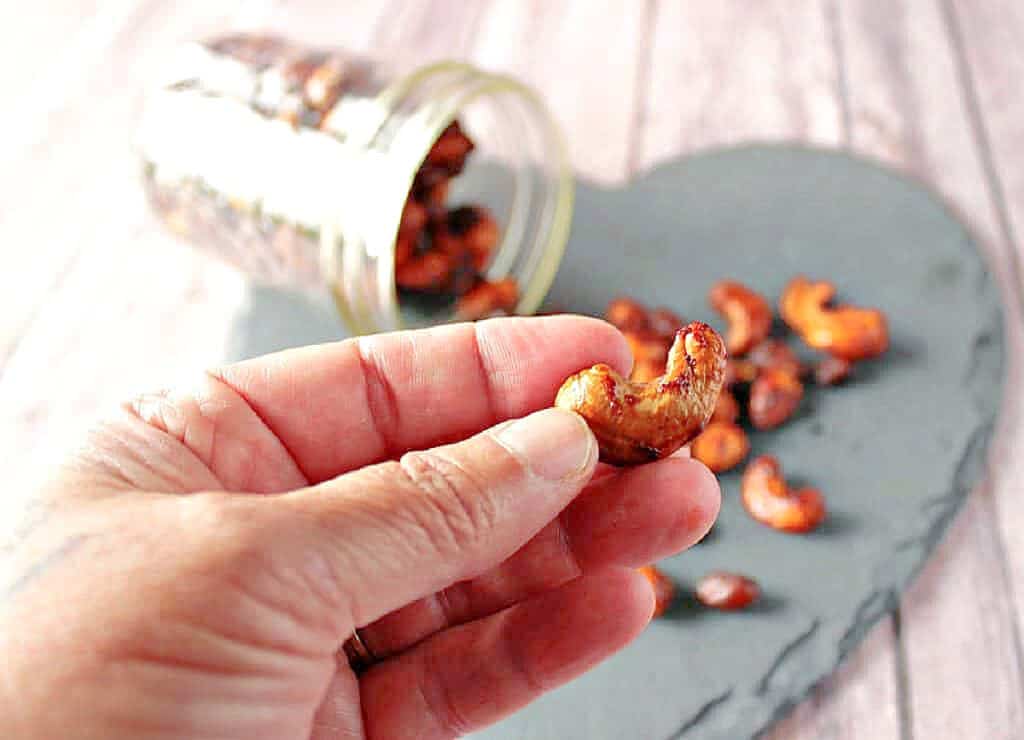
[325,63,573,334]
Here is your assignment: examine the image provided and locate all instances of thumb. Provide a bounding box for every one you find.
[280,407,598,628]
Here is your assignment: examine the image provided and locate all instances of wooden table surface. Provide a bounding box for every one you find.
[2,1,1023,737]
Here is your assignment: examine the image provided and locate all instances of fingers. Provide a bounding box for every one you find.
[279,408,599,628]
[214,316,631,483]
[360,457,719,657]
[358,569,654,740]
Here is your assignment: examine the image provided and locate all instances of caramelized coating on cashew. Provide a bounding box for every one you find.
[748,339,804,378]
[724,358,758,388]
[780,276,889,361]
[748,368,804,430]
[695,571,761,611]
[691,422,750,473]
[741,455,826,533]
[606,297,650,333]
[395,249,456,291]
[709,280,773,356]
[454,278,519,320]
[638,565,676,618]
[555,322,727,465]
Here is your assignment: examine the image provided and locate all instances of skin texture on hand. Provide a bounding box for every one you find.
[0,316,720,740]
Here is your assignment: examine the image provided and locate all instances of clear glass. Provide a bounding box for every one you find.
[138,34,574,335]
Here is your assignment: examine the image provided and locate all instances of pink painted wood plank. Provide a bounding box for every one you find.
[838,0,1024,736]
[949,0,1024,663]
[471,0,649,183]
[0,0,253,367]
[766,620,902,740]
[639,0,843,169]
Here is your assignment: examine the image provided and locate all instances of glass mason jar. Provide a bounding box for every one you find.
[137,34,574,335]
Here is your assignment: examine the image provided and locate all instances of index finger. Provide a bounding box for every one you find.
[215,315,631,483]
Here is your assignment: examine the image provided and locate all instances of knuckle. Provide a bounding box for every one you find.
[394,450,497,555]
[176,494,262,563]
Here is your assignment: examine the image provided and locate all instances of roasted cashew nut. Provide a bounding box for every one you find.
[605,297,650,333]
[748,367,804,430]
[638,565,676,618]
[710,389,740,425]
[623,331,670,383]
[690,421,750,473]
[709,280,773,356]
[695,571,761,610]
[741,455,826,533]
[454,278,518,320]
[747,338,804,378]
[780,276,889,361]
[555,322,727,465]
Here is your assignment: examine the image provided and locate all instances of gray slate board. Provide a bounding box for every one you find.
[225,146,1006,740]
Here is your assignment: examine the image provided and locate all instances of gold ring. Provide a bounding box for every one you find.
[342,629,375,673]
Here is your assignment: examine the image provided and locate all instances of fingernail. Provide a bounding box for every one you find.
[492,408,596,481]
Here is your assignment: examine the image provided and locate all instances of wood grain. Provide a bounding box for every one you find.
[838,0,1024,737]
[639,0,842,169]
[471,0,649,183]
[944,0,1024,718]
[0,0,245,368]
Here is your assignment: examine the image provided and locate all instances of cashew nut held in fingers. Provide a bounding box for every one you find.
[780,276,889,361]
[741,455,826,533]
[555,322,727,465]
[709,280,773,356]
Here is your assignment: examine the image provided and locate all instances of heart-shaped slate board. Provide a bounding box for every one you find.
[223,145,1005,740]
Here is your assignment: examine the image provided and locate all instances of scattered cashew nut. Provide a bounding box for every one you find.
[638,565,676,618]
[747,338,804,378]
[741,455,826,533]
[710,389,740,425]
[555,322,727,465]
[780,276,889,361]
[724,358,758,388]
[606,297,650,333]
[709,280,773,356]
[695,571,761,610]
[691,421,750,473]
[748,367,804,430]
[647,307,686,341]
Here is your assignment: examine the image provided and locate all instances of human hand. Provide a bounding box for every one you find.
[1,316,719,739]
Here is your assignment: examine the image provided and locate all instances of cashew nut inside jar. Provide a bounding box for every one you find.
[137,34,574,335]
